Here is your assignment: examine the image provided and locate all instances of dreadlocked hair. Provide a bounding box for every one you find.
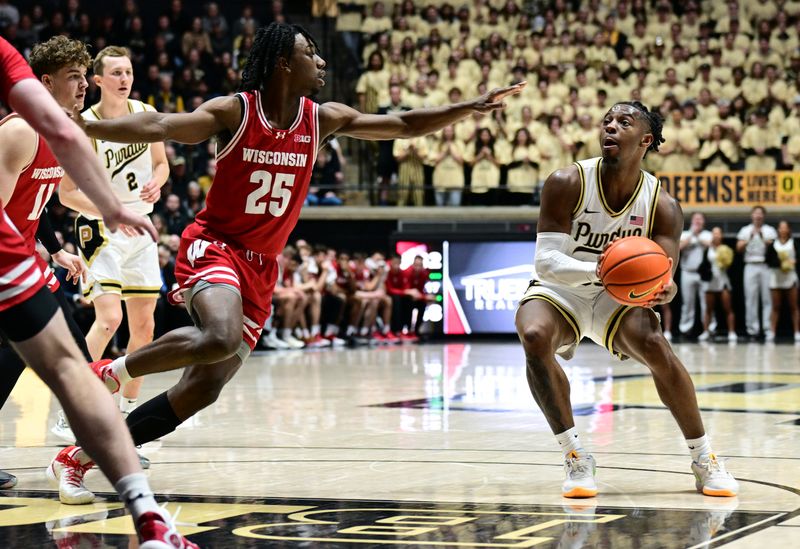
[239,22,319,93]
[615,101,665,154]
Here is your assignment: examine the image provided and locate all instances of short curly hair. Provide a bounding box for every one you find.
[29,36,91,79]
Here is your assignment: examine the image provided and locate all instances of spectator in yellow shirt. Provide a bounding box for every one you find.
[658,106,700,172]
[394,137,429,207]
[431,125,466,206]
[741,108,782,171]
[361,1,392,38]
[506,128,540,202]
[356,51,390,114]
[699,124,740,171]
[468,127,503,204]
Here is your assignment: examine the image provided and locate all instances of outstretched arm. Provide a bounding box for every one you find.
[319,82,526,141]
[75,95,241,145]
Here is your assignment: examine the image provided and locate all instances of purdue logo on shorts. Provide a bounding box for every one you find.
[75,217,107,265]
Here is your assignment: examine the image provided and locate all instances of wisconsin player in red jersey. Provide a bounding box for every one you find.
[67,23,524,470]
[0,36,93,491]
[0,38,195,548]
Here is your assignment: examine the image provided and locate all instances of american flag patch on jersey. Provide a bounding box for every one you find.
[629,214,644,226]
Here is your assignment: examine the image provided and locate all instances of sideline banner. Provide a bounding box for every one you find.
[658,172,800,207]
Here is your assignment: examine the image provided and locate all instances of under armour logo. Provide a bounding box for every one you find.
[275,131,287,139]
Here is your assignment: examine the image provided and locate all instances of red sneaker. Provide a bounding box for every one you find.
[372,332,387,344]
[401,332,419,343]
[138,511,200,549]
[306,334,332,348]
[383,331,400,343]
[89,359,120,394]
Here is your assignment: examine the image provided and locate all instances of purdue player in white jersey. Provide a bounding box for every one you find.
[58,46,168,433]
[515,102,738,499]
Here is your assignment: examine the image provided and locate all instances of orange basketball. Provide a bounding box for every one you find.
[599,236,671,306]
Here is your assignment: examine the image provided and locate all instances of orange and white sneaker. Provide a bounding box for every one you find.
[692,454,739,497]
[562,452,598,498]
[46,446,95,504]
[89,359,120,394]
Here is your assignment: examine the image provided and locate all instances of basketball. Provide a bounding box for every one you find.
[599,236,672,306]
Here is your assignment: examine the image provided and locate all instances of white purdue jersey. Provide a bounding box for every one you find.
[82,99,155,218]
[534,157,661,288]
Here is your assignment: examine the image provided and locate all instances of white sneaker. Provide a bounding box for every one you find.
[765,330,775,342]
[698,331,710,342]
[46,446,95,504]
[692,454,739,497]
[261,331,290,350]
[794,332,800,343]
[727,332,738,343]
[326,335,346,347]
[282,334,305,349]
[663,330,673,342]
[51,409,75,444]
[562,452,598,498]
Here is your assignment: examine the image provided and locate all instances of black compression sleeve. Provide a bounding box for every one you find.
[36,208,62,255]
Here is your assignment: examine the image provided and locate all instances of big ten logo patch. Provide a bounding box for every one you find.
[294,134,311,143]
[233,507,625,547]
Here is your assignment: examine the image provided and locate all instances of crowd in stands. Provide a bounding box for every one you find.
[1,1,348,208]
[5,1,800,208]
[344,0,800,205]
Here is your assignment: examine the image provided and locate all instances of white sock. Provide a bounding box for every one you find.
[111,356,133,386]
[346,325,357,336]
[119,398,138,414]
[301,328,310,339]
[281,328,292,340]
[359,326,369,336]
[114,472,161,523]
[555,427,585,458]
[687,434,712,462]
[311,324,320,337]
[324,325,337,337]
[382,324,390,335]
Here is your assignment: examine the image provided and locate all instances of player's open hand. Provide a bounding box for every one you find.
[471,81,527,113]
[644,258,676,307]
[104,206,158,242]
[52,249,87,284]
[140,179,162,203]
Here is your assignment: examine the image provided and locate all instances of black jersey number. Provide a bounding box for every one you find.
[126,172,138,192]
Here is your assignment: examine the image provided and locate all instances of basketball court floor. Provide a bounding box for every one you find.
[0,340,797,547]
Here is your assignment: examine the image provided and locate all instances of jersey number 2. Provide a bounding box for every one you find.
[126,172,138,192]
[245,170,295,216]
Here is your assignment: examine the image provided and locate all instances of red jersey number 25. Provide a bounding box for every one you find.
[245,170,295,216]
